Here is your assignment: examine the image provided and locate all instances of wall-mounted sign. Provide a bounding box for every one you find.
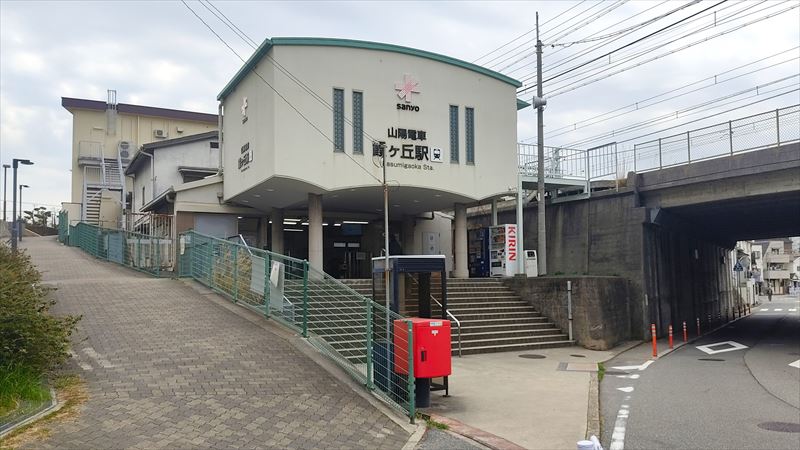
[241,97,248,123]
[239,142,253,171]
[395,74,421,112]
[431,148,443,163]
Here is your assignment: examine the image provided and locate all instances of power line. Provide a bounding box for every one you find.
[557,77,799,148]
[613,90,799,145]
[495,0,630,73]
[471,0,587,64]
[543,2,799,97]
[521,49,800,142]
[540,0,772,90]
[507,0,672,80]
[181,0,383,184]
[541,0,728,85]
[488,0,622,72]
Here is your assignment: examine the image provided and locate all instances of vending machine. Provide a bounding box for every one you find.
[490,224,518,277]
[468,228,490,278]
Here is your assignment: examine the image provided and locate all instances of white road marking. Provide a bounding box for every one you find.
[617,386,635,393]
[68,350,93,371]
[612,360,655,372]
[615,374,641,380]
[789,308,797,312]
[610,403,630,450]
[696,341,749,355]
[774,308,783,312]
[82,347,115,368]
[789,360,800,369]
[760,308,769,311]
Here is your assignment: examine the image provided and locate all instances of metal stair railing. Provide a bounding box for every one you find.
[408,274,462,357]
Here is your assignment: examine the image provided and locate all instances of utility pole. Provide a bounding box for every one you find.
[536,12,548,275]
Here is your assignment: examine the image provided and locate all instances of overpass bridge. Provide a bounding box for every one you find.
[482,105,799,342]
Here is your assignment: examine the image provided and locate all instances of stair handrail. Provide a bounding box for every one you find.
[408,274,462,357]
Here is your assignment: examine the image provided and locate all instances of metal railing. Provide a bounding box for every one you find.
[177,230,417,420]
[62,216,422,421]
[408,274,462,357]
[66,222,173,277]
[518,105,800,186]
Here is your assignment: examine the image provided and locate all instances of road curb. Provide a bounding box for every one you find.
[586,340,640,440]
[421,413,527,450]
[0,388,63,439]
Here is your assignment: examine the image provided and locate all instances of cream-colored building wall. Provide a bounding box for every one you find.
[221,44,518,205]
[68,108,216,203]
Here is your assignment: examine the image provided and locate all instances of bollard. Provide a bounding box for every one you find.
[682,321,688,343]
[668,324,674,349]
[697,317,701,336]
[707,314,712,326]
[651,323,658,358]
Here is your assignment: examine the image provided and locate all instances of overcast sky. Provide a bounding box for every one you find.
[1,0,798,214]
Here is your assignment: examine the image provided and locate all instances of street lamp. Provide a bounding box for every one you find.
[11,158,33,251]
[18,184,29,242]
[2,164,10,223]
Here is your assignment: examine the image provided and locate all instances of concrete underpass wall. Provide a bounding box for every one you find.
[643,224,738,336]
[469,190,648,340]
[504,276,635,350]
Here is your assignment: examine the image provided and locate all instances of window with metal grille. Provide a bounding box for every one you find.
[333,88,344,152]
[450,105,459,163]
[352,91,363,154]
[465,107,475,164]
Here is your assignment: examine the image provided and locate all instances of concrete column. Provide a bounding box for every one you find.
[257,217,269,249]
[402,215,415,255]
[308,193,323,271]
[454,203,468,278]
[270,208,284,255]
[491,199,498,226]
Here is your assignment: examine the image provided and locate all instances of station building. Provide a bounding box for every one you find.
[217,37,523,278]
[63,37,525,279]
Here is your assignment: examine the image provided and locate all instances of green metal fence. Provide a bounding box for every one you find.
[57,211,68,244]
[178,230,416,420]
[62,223,417,420]
[67,222,173,277]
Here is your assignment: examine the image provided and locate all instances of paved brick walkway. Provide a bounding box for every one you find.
[21,237,408,449]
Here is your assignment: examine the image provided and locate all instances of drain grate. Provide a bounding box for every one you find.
[519,354,546,359]
[570,354,586,358]
[757,422,800,433]
[698,358,725,362]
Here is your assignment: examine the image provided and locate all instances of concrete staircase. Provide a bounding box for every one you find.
[341,278,573,355]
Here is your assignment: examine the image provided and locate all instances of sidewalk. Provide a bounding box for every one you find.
[14,237,411,449]
[420,343,638,449]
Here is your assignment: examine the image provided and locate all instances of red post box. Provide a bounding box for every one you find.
[393,318,451,378]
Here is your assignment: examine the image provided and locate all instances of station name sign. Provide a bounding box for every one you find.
[239,142,253,171]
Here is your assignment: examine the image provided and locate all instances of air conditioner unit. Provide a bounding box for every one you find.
[118,141,131,159]
[153,129,167,138]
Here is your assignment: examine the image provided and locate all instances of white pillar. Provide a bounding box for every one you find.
[491,199,498,226]
[270,208,284,255]
[454,203,468,278]
[308,193,323,271]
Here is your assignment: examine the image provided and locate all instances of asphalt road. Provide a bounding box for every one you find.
[600,295,800,450]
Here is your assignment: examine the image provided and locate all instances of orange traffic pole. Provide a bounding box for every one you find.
[682,321,688,343]
[651,323,658,358]
[668,324,674,349]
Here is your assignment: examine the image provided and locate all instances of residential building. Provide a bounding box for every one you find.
[754,238,796,294]
[61,92,217,227]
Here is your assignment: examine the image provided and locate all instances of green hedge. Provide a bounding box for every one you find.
[0,245,80,402]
